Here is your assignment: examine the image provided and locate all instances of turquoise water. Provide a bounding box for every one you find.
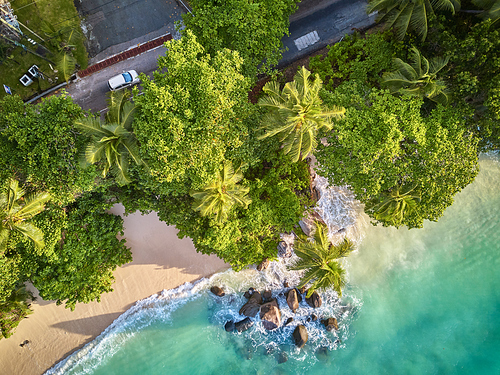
[47,155,500,375]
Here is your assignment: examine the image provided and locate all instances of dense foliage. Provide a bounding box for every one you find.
[134,31,253,196]
[182,0,298,78]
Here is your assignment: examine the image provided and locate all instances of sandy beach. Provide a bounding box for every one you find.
[0,205,228,375]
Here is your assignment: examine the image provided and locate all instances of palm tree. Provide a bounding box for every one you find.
[382,46,450,104]
[367,0,461,41]
[290,222,355,298]
[367,184,421,227]
[190,161,251,223]
[0,179,50,253]
[76,90,143,185]
[258,66,345,162]
[472,0,500,24]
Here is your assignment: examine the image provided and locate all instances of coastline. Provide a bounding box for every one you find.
[0,204,228,375]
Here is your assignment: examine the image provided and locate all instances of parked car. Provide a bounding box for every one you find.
[107,70,140,91]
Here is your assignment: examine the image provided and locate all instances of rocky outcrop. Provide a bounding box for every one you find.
[293,325,308,349]
[286,288,299,313]
[234,317,254,333]
[239,291,262,317]
[321,317,338,331]
[210,286,225,297]
[305,291,322,308]
[257,258,270,271]
[224,320,235,332]
[260,299,281,330]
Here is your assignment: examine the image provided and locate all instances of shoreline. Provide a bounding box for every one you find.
[0,205,228,375]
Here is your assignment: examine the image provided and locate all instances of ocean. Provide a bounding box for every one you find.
[46,155,500,375]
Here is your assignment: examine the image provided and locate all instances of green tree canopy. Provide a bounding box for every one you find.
[290,222,354,298]
[316,81,479,228]
[182,0,298,79]
[0,94,98,205]
[134,30,252,196]
[258,67,345,162]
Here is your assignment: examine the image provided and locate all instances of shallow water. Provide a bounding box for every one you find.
[47,155,500,375]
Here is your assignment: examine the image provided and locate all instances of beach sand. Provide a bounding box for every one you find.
[0,205,228,375]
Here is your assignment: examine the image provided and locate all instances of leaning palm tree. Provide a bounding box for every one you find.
[0,282,34,339]
[367,184,421,227]
[0,179,50,253]
[258,66,345,162]
[367,0,461,41]
[290,222,355,298]
[382,47,450,104]
[190,161,251,224]
[76,90,143,185]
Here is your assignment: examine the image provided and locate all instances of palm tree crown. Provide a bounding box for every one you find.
[258,66,345,162]
[0,179,50,253]
[382,47,450,104]
[290,222,355,298]
[368,0,461,41]
[473,0,500,24]
[367,184,421,227]
[190,161,251,223]
[76,90,143,185]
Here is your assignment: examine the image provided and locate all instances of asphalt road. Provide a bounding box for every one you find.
[67,0,374,112]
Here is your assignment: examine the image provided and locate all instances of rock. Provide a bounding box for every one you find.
[298,286,306,294]
[286,288,299,313]
[277,351,288,364]
[243,287,255,299]
[285,317,294,326]
[283,281,290,288]
[293,325,308,349]
[263,290,273,302]
[316,346,329,361]
[311,314,318,321]
[294,288,303,303]
[210,286,225,297]
[224,320,235,332]
[305,291,322,308]
[321,317,339,331]
[239,291,262,317]
[234,317,254,333]
[260,299,281,330]
[257,258,270,271]
[298,220,313,237]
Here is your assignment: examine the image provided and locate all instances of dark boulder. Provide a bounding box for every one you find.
[257,258,270,271]
[263,290,273,302]
[293,325,308,349]
[294,288,303,303]
[224,320,235,332]
[260,299,281,330]
[311,314,318,321]
[234,317,254,333]
[298,286,306,294]
[305,291,322,308]
[285,317,294,326]
[286,288,299,313]
[243,287,255,299]
[321,317,339,331]
[210,286,225,297]
[283,281,290,288]
[239,291,262,317]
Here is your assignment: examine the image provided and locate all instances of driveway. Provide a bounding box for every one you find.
[76,0,184,62]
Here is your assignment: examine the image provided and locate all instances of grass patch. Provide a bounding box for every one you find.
[0,0,87,100]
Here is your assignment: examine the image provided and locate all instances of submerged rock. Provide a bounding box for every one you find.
[260,299,281,330]
[305,291,322,308]
[239,291,262,317]
[286,289,299,313]
[277,351,288,364]
[316,346,329,361]
[234,317,254,333]
[321,317,339,331]
[224,320,235,332]
[210,286,225,297]
[293,325,308,349]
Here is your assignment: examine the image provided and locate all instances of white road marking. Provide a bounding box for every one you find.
[294,30,320,51]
